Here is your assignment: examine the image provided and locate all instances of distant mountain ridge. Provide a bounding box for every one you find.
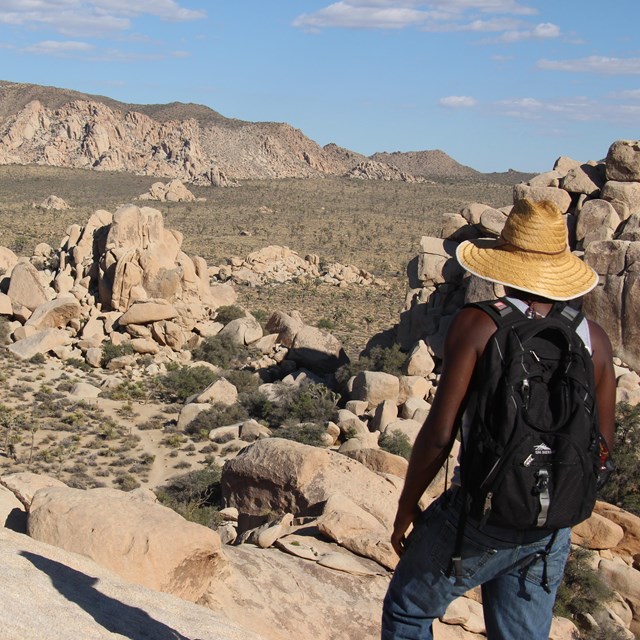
[0,80,530,184]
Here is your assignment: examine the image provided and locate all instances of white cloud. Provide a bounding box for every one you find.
[610,89,640,100]
[23,39,94,55]
[293,0,536,31]
[293,3,428,29]
[171,50,190,58]
[0,0,205,37]
[494,95,640,123]
[494,21,560,42]
[438,95,477,108]
[537,56,640,75]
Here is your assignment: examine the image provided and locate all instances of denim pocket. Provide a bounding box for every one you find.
[429,516,498,579]
[522,529,571,588]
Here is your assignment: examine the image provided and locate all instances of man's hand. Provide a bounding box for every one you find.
[391,504,421,557]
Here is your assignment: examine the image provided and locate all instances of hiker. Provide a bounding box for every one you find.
[381,199,616,640]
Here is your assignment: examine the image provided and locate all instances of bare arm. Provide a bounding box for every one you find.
[588,320,616,452]
[391,308,496,556]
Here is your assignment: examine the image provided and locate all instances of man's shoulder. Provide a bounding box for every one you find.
[448,305,498,356]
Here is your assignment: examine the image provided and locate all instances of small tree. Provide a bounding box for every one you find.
[598,402,640,516]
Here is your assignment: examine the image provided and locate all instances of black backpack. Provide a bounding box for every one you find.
[459,297,601,531]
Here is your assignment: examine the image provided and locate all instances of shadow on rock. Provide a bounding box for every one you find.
[20,551,191,640]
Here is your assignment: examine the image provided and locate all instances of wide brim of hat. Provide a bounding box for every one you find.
[456,238,599,301]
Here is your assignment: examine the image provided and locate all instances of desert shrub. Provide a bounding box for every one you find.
[215,305,245,325]
[221,369,260,394]
[156,466,223,527]
[379,431,413,460]
[101,341,134,367]
[29,353,46,365]
[185,403,249,438]
[0,317,11,345]
[317,318,335,330]
[598,402,640,516]
[251,308,269,327]
[240,382,338,428]
[65,357,92,372]
[274,423,327,447]
[554,547,626,639]
[191,334,253,368]
[336,343,407,385]
[101,380,147,402]
[113,473,140,491]
[162,433,185,448]
[155,365,218,403]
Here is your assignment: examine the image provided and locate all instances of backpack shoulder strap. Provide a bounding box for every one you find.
[464,297,524,328]
[548,302,585,332]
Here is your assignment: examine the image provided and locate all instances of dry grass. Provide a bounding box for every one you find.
[0,164,514,355]
[0,164,519,489]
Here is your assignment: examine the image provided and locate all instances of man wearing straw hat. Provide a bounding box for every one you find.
[382,199,616,640]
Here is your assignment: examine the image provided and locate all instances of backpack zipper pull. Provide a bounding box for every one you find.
[521,379,530,408]
[480,492,493,526]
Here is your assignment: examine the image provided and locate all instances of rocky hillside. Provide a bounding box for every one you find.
[370,149,480,180]
[0,81,518,185]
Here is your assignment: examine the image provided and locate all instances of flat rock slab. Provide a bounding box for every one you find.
[0,528,263,640]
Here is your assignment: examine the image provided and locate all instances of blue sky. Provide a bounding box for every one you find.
[0,1,639,172]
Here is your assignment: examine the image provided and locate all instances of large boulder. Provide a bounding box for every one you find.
[601,181,640,220]
[28,486,226,602]
[0,528,261,640]
[0,472,66,509]
[7,328,70,360]
[25,296,81,331]
[204,543,388,640]
[512,184,572,212]
[572,512,624,550]
[584,240,640,370]
[6,260,49,311]
[598,558,640,635]
[606,140,640,182]
[351,371,400,409]
[118,300,178,326]
[288,325,347,373]
[221,438,399,567]
[594,502,640,559]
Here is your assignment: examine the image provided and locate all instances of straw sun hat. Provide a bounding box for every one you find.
[456,198,598,301]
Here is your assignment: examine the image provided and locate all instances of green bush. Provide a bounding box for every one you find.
[221,369,260,394]
[0,317,11,345]
[101,341,134,367]
[185,402,249,438]
[155,365,219,403]
[274,423,327,447]
[215,305,246,325]
[598,402,640,516]
[156,466,223,528]
[191,335,253,368]
[336,343,407,385]
[554,547,627,639]
[113,473,140,491]
[240,382,338,429]
[379,431,413,460]
[317,318,335,330]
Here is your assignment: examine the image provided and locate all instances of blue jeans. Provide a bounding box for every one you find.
[382,489,571,640]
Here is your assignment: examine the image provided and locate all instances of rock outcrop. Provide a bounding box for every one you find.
[212,245,385,288]
[399,139,640,373]
[0,527,262,640]
[28,485,226,602]
[344,160,426,183]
